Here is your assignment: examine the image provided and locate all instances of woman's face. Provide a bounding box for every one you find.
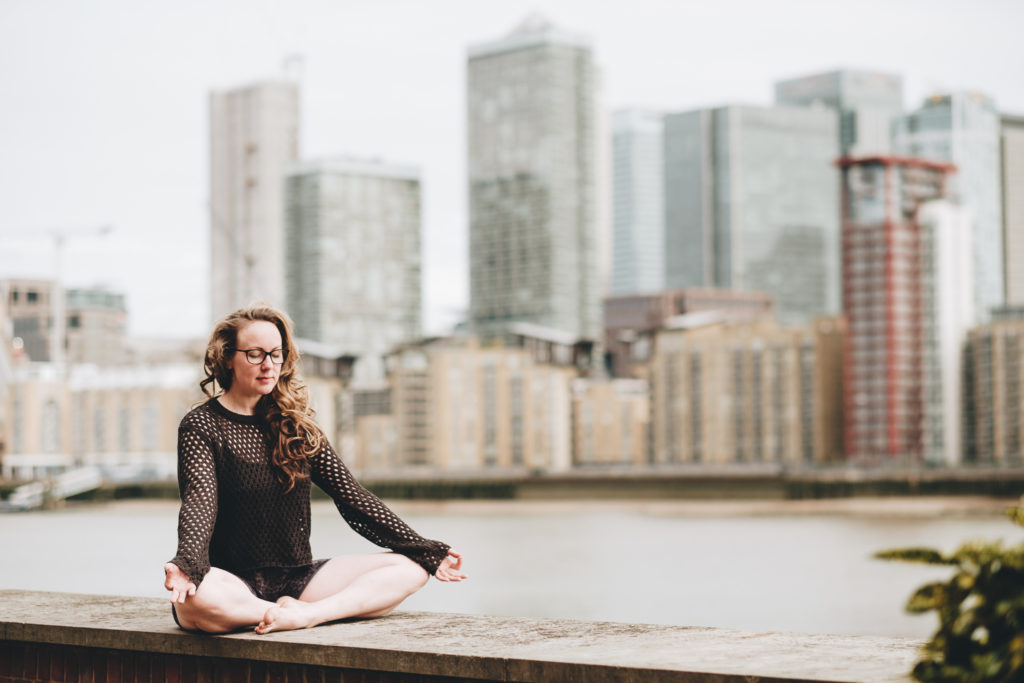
[226,320,284,401]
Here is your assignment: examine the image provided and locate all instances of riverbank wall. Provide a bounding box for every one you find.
[11,466,1023,503]
[0,590,919,682]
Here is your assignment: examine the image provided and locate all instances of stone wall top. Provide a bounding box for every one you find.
[0,590,919,682]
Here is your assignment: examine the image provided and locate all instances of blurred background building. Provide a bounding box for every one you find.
[647,316,844,466]
[285,158,423,385]
[209,79,300,321]
[963,316,1024,465]
[610,109,664,295]
[603,288,775,379]
[65,288,127,366]
[1002,114,1024,306]
[838,157,972,465]
[774,69,904,157]
[572,377,649,467]
[467,17,605,345]
[3,279,127,366]
[350,336,576,474]
[893,92,1003,323]
[662,104,840,324]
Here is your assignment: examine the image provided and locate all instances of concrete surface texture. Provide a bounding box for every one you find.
[0,590,921,682]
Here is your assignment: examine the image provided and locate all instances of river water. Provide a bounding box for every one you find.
[2,497,1022,638]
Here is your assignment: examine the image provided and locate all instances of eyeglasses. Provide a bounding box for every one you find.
[231,348,287,365]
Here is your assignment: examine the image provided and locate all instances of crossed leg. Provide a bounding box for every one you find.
[255,553,429,634]
[171,568,276,633]
[172,553,428,635]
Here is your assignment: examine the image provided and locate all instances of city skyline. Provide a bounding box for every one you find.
[1,0,1021,339]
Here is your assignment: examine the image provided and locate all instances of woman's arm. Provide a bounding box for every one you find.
[166,422,219,588]
[310,443,453,576]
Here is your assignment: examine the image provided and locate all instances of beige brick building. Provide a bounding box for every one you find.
[963,319,1024,464]
[2,364,198,481]
[352,338,575,474]
[572,379,650,466]
[649,317,843,466]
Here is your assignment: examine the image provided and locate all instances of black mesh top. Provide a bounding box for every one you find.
[168,398,450,586]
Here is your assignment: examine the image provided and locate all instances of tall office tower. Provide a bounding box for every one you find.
[663,105,839,324]
[839,157,969,464]
[611,109,664,295]
[209,80,299,321]
[775,69,903,156]
[893,93,1003,321]
[1002,114,1024,304]
[467,17,603,343]
[285,158,422,385]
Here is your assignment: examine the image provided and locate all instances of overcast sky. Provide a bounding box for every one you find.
[1,0,1021,340]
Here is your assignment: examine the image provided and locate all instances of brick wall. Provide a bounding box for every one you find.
[0,641,489,683]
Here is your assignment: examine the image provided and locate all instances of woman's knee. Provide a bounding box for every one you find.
[396,556,430,591]
[175,570,244,632]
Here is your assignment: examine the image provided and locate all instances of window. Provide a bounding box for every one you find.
[41,400,60,453]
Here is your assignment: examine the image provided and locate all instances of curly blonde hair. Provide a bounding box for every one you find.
[200,303,324,491]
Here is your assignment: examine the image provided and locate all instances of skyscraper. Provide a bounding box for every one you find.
[893,92,1003,321]
[284,158,422,385]
[839,156,967,463]
[467,16,603,343]
[611,109,664,295]
[1002,114,1024,305]
[663,105,840,324]
[775,69,903,156]
[209,80,299,321]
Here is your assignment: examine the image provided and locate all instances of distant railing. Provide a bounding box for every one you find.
[0,466,102,511]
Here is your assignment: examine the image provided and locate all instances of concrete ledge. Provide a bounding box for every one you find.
[0,590,920,682]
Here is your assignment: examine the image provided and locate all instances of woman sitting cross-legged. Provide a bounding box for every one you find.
[163,303,465,634]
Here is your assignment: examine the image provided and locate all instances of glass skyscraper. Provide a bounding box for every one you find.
[467,17,603,343]
[611,109,664,295]
[663,105,840,324]
[893,92,1003,322]
[775,69,903,157]
[284,158,422,385]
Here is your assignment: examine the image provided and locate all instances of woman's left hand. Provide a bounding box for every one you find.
[434,549,467,582]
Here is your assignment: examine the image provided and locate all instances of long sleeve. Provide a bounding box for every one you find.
[168,422,219,586]
[310,443,450,575]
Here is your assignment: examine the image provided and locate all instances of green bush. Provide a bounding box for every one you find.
[876,498,1024,682]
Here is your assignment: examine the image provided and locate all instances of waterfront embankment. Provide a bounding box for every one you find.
[7,465,1021,503]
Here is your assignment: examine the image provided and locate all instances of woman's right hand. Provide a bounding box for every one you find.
[163,562,197,603]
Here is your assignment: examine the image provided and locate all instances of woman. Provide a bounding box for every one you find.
[163,303,465,634]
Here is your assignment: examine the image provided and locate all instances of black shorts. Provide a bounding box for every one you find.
[171,559,329,628]
[235,559,330,602]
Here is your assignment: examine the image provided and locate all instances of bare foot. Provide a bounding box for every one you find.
[255,598,319,634]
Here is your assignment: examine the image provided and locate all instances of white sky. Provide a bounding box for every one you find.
[1,0,1021,340]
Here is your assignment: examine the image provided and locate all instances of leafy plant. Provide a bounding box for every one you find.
[876,498,1024,682]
